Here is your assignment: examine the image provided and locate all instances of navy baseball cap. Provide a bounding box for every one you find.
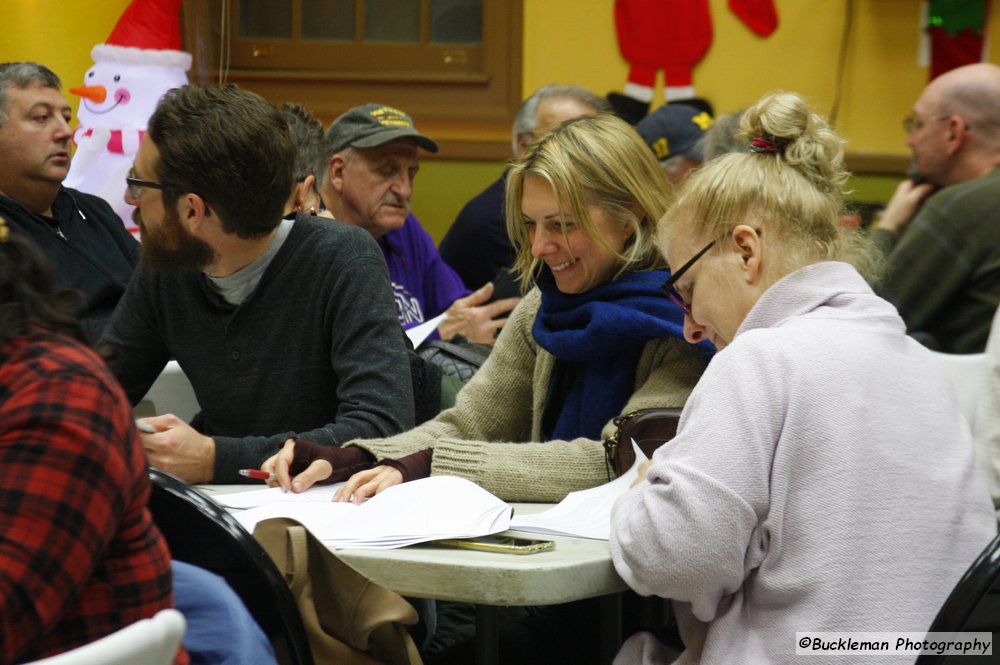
[636,103,713,162]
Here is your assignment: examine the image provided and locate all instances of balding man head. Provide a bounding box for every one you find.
[907,63,1000,187]
[512,84,610,156]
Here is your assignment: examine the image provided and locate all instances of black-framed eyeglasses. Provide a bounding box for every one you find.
[126,168,180,200]
[661,233,724,315]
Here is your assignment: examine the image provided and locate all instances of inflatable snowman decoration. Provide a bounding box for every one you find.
[64,0,191,235]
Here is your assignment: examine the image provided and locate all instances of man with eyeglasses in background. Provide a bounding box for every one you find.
[0,62,138,340]
[100,84,413,485]
[871,62,1000,353]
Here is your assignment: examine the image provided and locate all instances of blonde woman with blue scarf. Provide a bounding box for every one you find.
[262,113,710,503]
[262,112,712,665]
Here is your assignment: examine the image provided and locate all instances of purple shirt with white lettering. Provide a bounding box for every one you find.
[380,213,469,331]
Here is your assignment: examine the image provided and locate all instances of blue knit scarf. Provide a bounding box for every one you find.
[532,268,706,441]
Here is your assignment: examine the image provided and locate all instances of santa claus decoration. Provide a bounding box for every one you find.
[610,0,778,123]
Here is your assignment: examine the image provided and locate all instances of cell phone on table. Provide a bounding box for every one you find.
[435,534,555,554]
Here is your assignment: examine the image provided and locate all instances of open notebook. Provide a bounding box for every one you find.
[217,440,648,548]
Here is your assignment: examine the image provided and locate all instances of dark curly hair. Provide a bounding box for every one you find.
[0,219,88,346]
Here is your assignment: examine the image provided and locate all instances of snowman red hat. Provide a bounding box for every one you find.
[90,0,192,70]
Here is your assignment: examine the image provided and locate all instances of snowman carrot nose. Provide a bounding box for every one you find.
[70,85,107,103]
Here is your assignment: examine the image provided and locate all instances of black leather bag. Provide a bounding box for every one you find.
[602,407,683,478]
[416,339,491,383]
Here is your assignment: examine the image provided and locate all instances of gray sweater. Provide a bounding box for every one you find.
[102,214,414,482]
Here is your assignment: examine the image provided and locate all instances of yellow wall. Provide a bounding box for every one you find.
[4,0,1000,240]
[524,0,1000,156]
[0,0,130,112]
[411,159,507,238]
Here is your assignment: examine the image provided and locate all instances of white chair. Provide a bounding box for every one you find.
[24,608,186,665]
[134,360,200,422]
[929,351,987,428]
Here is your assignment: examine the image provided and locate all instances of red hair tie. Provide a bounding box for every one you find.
[750,136,780,153]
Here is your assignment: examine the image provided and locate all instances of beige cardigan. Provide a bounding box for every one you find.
[348,288,707,502]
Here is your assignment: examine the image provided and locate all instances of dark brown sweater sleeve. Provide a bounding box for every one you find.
[291,438,376,483]
[380,448,433,482]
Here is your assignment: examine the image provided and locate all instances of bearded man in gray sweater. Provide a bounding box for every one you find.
[101,84,413,484]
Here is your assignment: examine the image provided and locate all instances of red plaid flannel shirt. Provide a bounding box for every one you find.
[0,334,187,665]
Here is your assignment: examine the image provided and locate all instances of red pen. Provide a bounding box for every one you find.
[238,469,275,481]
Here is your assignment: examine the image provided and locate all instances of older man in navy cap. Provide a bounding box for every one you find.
[319,103,513,345]
[636,102,713,184]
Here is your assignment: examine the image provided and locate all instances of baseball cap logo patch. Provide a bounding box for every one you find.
[691,111,713,131]
[369,106,415,128]
[651,137,671,160]
[327,102,440,155]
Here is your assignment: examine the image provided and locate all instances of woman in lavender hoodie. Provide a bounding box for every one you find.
[611,90,996,665]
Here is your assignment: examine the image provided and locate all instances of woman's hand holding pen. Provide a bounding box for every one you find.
[262,438,333,493]
[261,439,401,502]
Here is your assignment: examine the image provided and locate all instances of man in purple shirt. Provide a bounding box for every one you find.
[318,103,519,343]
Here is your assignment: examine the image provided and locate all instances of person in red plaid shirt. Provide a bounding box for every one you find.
[0,225,186,665]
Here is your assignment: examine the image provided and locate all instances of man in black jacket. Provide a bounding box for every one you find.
[0,62,138,340]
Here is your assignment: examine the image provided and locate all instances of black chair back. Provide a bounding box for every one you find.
[148,468,314,665]
[915,532,1000,664]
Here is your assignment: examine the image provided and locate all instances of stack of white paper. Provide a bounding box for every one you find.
[215,483,345,509]
[229,475,512,549]
[509,440,648,540]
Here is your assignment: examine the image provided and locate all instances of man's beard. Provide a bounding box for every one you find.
[134,207,216,271]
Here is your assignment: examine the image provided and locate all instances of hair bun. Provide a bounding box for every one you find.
[739,91,847,194]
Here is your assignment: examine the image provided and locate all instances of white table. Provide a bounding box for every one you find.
[200,487,629,665]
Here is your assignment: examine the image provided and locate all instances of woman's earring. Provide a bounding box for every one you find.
[309,207,317,216]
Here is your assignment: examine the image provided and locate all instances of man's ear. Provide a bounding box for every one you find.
[328,154,347,193]
[731,224,762,283]
[179,192,212,230]
[945,115,968,156]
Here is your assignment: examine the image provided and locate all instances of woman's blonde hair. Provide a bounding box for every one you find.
[505,113,671,290]
[662,91,882,282]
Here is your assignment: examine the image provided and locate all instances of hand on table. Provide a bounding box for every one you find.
[263,438,333,493]
[437,282,521,344]
[137,414,216,484]
[334,466,403,503]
